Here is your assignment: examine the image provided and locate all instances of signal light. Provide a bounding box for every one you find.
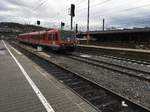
[71,4,75,17]
[61,22,65,27]
[37,20,40,25]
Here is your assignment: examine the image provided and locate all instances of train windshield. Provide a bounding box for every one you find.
[61,31,76,42]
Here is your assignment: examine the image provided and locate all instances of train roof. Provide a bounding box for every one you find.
[19,29,77,36]
[19,29,59,36]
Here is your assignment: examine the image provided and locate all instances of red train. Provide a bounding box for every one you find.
[18,29,78,51]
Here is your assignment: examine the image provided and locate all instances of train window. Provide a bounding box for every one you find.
[32,35,36,39]
[53,33,57,41]
[48,34,53,40]
[61,31,76,42]
[48,33,57,41]
[41,34,45,39]
[31,35,34,39]
[33,35,36,39]
[39,34,43,40]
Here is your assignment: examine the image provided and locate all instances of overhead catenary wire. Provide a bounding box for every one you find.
[77,0,150,27]
[76,0,112,13]
[92,3,150,19]
[33,0,48,11]
[75,0,113,31]
[68,0,150,30]
[18,0,48,25]
[11,0,150,30]
[75,0,87,6]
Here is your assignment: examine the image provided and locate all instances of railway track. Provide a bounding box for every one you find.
[77,47,150,66]
[77,50,150,66]
[101,54,150,66]
[68,54,150,82]
[11,42,150,112]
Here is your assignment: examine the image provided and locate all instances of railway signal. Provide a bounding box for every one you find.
[71,4,75,17]
[76,24,78,33]
[37,20,40,26]
[61,22,65,30]
[70,4,75,30]
[61,22,65,26]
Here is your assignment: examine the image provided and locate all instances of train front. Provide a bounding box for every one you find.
[59,30,78,51]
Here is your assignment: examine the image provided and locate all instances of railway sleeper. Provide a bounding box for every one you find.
[79,89,103,96]
[51,72,72,77]
[72,84,92,91]
[96,100,122,112]
[49,71,63,75]
[64,80,84,86]
[54,75,73,80]
[82,90,106,98]
[87,94,108,102]
[62,77,82,82]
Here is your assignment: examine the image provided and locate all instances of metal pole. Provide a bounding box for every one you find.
[87,0,90,44]
[103,18,105,31]
[71,16,73,30]
[76,24,78,33]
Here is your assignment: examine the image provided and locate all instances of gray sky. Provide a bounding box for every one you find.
[0,0,150,31]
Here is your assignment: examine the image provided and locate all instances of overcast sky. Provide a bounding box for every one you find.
[0,0,150,31]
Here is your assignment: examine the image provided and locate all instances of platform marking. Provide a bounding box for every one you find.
[10,46,22,55]
[2,40,55,112]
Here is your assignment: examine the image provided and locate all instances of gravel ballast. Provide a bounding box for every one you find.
[48,54,150,109]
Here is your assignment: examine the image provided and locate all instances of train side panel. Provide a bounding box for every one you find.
[18,29,78,52]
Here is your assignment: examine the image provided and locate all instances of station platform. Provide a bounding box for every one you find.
[78,44,150,54]
[0,40,98,112]
[78,44,150,60]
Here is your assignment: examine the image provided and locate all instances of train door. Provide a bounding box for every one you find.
[43,33,47,45]
[52,33,56,46]
[52,33,60,50]
[48,33,52,45]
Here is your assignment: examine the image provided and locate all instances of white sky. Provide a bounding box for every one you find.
[0,0,150,31]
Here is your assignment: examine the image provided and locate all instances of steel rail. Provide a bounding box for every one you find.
[11,42,150,112]
[69,54,150,82]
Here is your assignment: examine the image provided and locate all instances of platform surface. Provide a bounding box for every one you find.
[0,40,98,112]
[79,44,150,53]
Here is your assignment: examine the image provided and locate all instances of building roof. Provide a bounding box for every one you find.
[81,28,150,35]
